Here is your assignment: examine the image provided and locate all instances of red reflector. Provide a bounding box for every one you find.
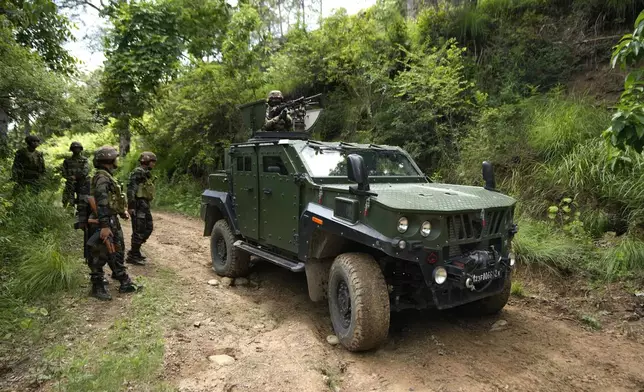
[427,252,438,264]
[312,217,323,225]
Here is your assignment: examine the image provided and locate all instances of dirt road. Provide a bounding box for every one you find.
[137,212,644,392]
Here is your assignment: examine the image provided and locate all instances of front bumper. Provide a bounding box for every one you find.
[425,250,512,310]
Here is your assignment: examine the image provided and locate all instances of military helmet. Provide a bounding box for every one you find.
[139,151,157,163]
[25,135,41,144]
[94,145,119,162]
[69,141,83,151]
[267,90,283,101]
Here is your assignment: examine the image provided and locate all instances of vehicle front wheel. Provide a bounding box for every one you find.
[328,253,390,352]
[210,219,250,277]
[458,274,512,316]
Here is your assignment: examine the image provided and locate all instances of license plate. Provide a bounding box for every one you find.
[472,269,502,283]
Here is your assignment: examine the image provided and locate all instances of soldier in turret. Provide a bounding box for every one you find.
[261,90,293,132]
[61,141,90,208]
[126,151,157,265]
[87,145,140,300]
[11,135,46,191]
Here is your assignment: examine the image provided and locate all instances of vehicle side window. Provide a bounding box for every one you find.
[236,157,244,171]
[236,156,253,172]
[263,156,288,175]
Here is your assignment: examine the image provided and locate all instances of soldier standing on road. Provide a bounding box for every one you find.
[61,141,90,208]
[11,135,46,191]
[87,145,140,300]
[126,151,157,266]
[261,90,293,132]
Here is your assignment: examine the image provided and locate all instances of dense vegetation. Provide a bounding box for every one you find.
[0,0,643,387]
[2,0,644,350]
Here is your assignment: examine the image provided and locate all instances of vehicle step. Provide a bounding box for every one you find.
[234,241,305,272]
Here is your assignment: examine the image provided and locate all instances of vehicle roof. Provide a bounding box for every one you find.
[233,138,404,151]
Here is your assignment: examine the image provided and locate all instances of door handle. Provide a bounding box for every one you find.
[263,188,272,195]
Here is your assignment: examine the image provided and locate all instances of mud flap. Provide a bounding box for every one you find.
[305,258,333,302]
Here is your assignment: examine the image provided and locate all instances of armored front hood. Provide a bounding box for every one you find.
[326,183,516,212]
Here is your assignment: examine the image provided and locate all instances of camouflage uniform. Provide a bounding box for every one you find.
[62,142,90,207]
[126,152,157,265]
[262,90,293,132]
[11,135,45,190]
[87,146,139,300]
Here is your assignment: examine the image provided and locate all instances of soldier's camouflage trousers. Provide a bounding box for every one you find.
[88,217,128,283]
[63,179,90,207]
[131,198,153,246]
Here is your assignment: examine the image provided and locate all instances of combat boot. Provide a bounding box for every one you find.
[91,281,112,301]
[126,244,147,266]
[118,276,143,293]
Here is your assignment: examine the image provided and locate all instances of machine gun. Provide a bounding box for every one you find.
[271,94,322,116]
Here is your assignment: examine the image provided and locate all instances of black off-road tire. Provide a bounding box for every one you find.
[458,274,512,316]
[328,253,390,352]
[210,219,250,278]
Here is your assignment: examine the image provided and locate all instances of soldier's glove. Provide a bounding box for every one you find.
[279,109,288,120]
[100,227,113,241]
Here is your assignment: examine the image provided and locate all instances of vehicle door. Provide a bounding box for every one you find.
[258,146,300,254]
[231,146,259,240]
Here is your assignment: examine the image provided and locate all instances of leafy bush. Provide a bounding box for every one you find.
[597,235,644,278]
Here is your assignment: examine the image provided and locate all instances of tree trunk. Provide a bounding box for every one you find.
[301,0,305,27]
[0,107,8,158]
[119,116,131,157]
[277,0,284,37]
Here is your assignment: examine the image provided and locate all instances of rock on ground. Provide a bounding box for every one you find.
[490,320,508,332]
[207,279,219,286]
[326,335,340,345]
[208,354,235,366]
[220,277,233,287]
[235,277,250,287]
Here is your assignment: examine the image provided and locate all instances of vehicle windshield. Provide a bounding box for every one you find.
[299,146,421,177]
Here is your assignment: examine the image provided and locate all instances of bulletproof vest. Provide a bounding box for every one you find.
[92,169,127,214]
[17,149,44,178]
[64,156,87,177]
[136,172,156,200]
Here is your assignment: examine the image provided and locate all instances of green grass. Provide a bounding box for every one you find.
[14,236,82,299]
[596,236,644,279]
[580,314,602,330]
[152,174,202,217]
[513,218,594,273]
[47,270,177,392]
[510,281,526,297]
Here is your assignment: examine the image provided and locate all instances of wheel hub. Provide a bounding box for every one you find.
[337,280,351,329]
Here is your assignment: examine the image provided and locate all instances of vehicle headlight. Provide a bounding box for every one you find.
[433,267,447,285]
[397,217,408,233]
[420,221,431,237]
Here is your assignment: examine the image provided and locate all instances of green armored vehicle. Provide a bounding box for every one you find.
[201,96,518,351]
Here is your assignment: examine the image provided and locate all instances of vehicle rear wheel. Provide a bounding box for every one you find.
[210,219,250,277]
[328,253,390,352]
[458,274,512,316]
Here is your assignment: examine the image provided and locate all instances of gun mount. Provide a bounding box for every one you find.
[238,93,323,141]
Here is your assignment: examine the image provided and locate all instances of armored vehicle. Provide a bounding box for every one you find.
[201,96,518,351]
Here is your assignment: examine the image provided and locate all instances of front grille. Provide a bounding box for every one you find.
[446,210,507,257]
[446,210,507,242]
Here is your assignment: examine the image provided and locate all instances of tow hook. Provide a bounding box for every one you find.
[465,277,475,291]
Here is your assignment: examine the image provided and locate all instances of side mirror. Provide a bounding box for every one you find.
[347,154,369,191]
[482,161,496,191]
